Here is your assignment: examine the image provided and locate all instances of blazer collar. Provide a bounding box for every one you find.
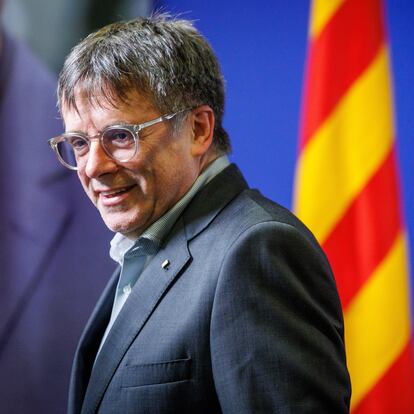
[68,267,120,414]
[183,163,248,241]
[76,164,248,414]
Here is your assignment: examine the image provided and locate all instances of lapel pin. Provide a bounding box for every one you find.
[161,259,170,270]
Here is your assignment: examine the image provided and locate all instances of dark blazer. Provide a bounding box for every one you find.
[69,164,351,414]
[0,33,113,413]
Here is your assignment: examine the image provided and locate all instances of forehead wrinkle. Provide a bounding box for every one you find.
[63,102,100,135]
[63,101,139,136]
[63,85,161,136]
[76,88,155,115]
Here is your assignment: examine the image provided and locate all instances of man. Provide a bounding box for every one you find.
[0,25,112,414]
[50,15,351,413]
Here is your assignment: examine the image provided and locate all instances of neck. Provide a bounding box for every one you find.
[199,150,222,175]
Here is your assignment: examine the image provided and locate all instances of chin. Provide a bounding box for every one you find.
[101,214,142,238]
[105,221,133,235]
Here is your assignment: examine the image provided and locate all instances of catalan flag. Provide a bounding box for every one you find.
[293,0,414,412]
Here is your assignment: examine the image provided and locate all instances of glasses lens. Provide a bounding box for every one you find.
[102,127,136,161]
[56,135,89,168]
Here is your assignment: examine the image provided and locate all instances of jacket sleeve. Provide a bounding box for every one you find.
[210,221,351,413]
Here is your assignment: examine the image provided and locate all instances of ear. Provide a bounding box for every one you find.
[190,105,215,157]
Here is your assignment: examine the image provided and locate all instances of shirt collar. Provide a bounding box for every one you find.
[109,155,230,264]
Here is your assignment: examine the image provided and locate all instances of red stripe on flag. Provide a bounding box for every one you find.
[351,339,414,414]
[299,0,384,150]
[322,146,402,308]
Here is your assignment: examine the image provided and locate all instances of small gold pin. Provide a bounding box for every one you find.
[161,259,170,270]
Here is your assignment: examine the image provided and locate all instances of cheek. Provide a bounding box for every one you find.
[153,160,192,200]
[77,170,96,204]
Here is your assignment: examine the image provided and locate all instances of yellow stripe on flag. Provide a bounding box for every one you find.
[344,232,412,410]
[294,47,393,242]
[310,0,345,38]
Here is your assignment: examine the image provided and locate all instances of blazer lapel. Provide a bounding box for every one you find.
[68,267,120,414]
[80,225,191,414]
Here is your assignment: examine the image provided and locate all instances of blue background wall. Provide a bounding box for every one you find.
[161,0,414,302]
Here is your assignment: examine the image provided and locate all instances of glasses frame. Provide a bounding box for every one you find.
[48,111,185,170]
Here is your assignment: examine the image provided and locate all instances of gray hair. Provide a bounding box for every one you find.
[58,13,230,154]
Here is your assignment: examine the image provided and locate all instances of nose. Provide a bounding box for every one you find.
[84,141,118,178]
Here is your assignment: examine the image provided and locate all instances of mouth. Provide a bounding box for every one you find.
[97,185,136,206]
[101,186,134,197]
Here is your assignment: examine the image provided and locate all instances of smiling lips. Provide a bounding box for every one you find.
[98,185,136,206]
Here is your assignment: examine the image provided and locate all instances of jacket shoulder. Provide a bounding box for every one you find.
[219,188,320,248]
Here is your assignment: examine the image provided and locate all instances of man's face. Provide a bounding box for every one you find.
[62,91,201,239]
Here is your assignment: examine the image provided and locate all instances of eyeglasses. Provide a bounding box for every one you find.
[48,110,186,170]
